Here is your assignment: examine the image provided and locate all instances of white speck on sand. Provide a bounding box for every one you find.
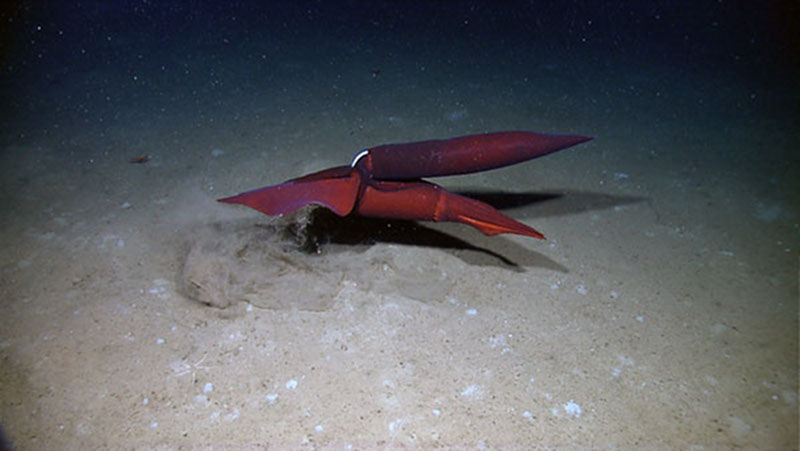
[431,408,441,417]
[576,284,588,295]
[99,234,125,250]
[465,308,478,316]
[286,379,298,390]
[729,416,753,437]
[148,279,171,300]
[266,393,278,404]
[488,334,507,349]
[460,384,483,399]
[195,394,210,407]
[203,382,213,393]
[618,354,636,366]
[388,418,403,433]
[564,400,582,418]
[314,425,324,433]
[223,408,239,422]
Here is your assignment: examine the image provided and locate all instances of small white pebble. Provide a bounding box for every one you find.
[150,421,158,429]
[636,315,644,322]
[465,308,478,316]
[203,382,213,393]
[564,400,582,418]
[155,338,165,345]
[314,425,324,433]
[431,409,441,417]
[246,303,253,312]
[142,397,148,405]
[610,290,619,299]
[388,419,402,433]
[522,410,533,420]
[460,384,481,397]
[576,284,588,295]
[121,202,131,209]
[266,393,278,404]
[286,379,298,390]
[224,408,239,422]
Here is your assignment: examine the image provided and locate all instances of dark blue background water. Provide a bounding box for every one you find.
[2,1,797,149]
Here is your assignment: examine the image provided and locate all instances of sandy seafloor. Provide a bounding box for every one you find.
[0,2,798,449]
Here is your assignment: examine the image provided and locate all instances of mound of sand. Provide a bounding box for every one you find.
[180,209,454,311]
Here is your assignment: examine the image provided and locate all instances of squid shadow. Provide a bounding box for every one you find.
[295,189,644,270]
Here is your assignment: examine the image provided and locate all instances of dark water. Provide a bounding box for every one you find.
[2,1,796,147]
[1,0,797,448]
